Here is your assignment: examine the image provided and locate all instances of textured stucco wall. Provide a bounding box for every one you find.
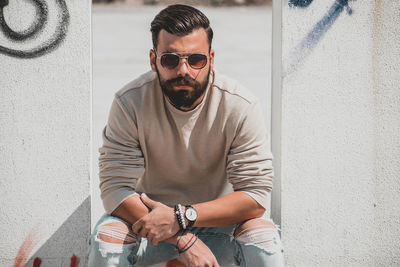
[371,1,400,265]
[277,0,400,266]
[0,0,91,266]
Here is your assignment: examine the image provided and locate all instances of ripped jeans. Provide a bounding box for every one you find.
[88,214,284,267]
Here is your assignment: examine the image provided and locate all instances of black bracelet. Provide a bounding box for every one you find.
[179,235,198,254]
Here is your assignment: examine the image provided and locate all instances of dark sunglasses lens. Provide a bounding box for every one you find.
[188,54,207,69]
[161,54,180,69]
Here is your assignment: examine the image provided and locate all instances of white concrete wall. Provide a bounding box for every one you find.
[0,0,91,266]
[276,0,400,265]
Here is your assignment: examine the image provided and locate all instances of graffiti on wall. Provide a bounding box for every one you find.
[288,0,314,8]
[13,230,80,267]
[284,0,354,77]
[0,0,69,58]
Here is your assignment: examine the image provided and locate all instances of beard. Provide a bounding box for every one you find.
[156,67,210,110]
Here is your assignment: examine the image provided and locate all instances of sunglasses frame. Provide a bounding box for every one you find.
[155,51,208,70]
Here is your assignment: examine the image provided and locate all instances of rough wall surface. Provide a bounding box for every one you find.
[371,1,400,265]
[0,0,91,266]
[279,0,400,266]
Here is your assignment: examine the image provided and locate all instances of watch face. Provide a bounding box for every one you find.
[185,208,197,221]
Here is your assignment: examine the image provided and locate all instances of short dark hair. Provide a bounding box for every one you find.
[150,4,213,51]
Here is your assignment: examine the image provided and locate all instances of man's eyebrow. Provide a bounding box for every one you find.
[162,50,204,55]
[157,50,177,54]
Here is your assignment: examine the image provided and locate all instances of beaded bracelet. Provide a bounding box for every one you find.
[174,204,186,230]
[177,204,185,228]
[179,235,198,254]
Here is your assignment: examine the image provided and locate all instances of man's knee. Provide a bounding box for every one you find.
[96,219,137,245]
[234,218,283,255]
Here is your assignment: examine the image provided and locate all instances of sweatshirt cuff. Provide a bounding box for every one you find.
[102,188,139,214]
[241,190,270,210]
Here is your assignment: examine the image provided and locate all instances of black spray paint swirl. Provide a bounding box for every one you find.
[0,0,69,58]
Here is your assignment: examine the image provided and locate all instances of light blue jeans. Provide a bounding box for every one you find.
[88,214,284,267]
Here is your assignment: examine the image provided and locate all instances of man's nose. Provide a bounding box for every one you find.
[176,58,190,77]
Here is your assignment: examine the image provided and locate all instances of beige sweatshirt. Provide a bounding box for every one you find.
[99,70,273,214]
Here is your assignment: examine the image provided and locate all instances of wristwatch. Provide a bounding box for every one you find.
[184,205,198,227]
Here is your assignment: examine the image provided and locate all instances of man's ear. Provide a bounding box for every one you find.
[150,49,157,72]
[209,49,215,72]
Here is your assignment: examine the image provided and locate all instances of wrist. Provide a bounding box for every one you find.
[165,230,182,245]
[165,230,191,248]
[176,231,195,252]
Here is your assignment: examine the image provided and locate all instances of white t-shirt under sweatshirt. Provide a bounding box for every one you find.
[99,70,273,214]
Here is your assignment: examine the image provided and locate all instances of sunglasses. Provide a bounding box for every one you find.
[157,52,208,70]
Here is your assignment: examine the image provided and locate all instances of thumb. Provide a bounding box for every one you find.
[140,193,157,209]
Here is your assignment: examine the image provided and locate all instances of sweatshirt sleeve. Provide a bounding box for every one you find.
[99,95,144,214]
[226,101,274,209]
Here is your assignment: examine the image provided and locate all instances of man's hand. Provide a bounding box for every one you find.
[177,233,220,267]
[131,193,180,245]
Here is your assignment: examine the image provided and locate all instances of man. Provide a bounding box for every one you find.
[89,4,284,267]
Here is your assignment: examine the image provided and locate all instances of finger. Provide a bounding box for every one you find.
[139,227,148,239]
[140,193,158,209]
[147,233,157,245]
[135,226,143,236]
[131,220,143,234]
[213,256,220,267]
[152,234,160,246]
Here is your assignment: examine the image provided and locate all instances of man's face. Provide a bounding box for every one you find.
[150,28,214,111]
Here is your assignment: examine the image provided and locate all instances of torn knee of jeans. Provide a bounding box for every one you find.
[96,220,137,245]
[234,219,283,254]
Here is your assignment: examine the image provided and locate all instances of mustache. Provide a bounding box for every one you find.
[168,76,196,86]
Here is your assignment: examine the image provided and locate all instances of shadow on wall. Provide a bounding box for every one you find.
[13,197,91,267]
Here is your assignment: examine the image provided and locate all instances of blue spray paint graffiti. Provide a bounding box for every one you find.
[284,0,353,77]
[288,0,314,8]
[0,0,69,58]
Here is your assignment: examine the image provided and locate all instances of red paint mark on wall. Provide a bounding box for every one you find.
[33,257,42,267]
[70,254,80,267]
[14,231,80,266]
[13,231,37,267]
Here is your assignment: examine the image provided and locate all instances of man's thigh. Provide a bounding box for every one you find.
[137,226,237,266]
[88,214,180,266]
[191,225,237,266]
